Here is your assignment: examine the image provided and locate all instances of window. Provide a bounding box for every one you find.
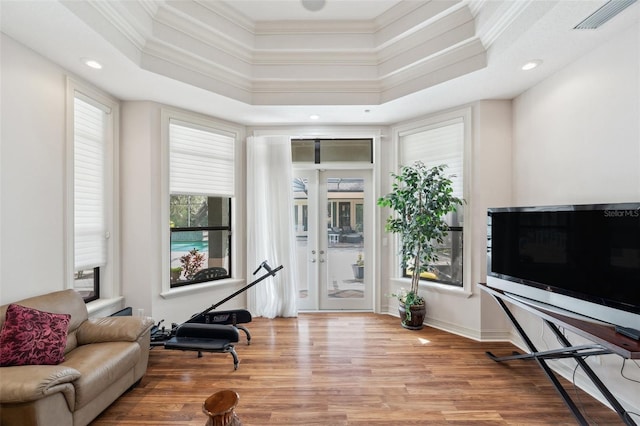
[399,119,465,287]
[69,86,117,302]
[291,139,372,163]
[169,120,234,287]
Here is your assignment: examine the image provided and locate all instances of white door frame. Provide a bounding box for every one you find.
[294,168,374,311]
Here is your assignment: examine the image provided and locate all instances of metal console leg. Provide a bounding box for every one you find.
[481,284,637,426]
[487,344,610,362]
[545,320,636,426]
[489,296,590,425]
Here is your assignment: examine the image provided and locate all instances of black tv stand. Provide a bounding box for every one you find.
[479,283,639,426]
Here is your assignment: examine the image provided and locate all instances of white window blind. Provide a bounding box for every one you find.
[169,121,235,196]
[74,96,107,271]
[400,121,464,199]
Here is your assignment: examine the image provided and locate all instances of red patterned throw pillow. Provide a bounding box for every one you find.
[0,304,71,366]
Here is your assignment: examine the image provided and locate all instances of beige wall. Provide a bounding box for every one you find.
[1,34,67,302]
[512,24,639,206]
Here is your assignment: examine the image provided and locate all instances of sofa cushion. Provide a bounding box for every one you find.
[62,341,140,409]
[0,304,71,366]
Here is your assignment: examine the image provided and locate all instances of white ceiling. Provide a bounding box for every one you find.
[1,0,639,125]
[222,0,402,21]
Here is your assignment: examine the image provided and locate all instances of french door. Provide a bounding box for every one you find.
[293,169,372,310]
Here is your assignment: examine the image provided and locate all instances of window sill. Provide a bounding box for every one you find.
[87,297,124,317]
[391,277,473,298]
[160,278,244,299]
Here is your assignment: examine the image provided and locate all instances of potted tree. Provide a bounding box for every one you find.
[378,162,462,329]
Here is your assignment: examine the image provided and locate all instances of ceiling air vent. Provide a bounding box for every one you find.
[574,0,637,29]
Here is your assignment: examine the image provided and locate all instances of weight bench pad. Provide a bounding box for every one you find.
[174,323,240,341]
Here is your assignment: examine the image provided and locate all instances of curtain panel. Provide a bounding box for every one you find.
[246,136,298,318]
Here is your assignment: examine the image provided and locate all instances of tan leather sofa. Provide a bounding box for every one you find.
[0,289,154,426]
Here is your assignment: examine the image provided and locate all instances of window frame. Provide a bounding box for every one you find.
[160,108,244,296]
[169,196,232,288]
[65,78,119,303]
[291,138,373,164]
[390,108,472,294]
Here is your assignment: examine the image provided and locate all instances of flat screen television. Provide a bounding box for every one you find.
[486,202,640,329]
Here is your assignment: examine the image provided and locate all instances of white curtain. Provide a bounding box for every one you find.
[246,136,298,318]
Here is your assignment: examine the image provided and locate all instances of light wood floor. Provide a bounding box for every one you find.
[92,313,624,425]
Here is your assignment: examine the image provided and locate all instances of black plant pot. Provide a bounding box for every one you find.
[398,301,426,330]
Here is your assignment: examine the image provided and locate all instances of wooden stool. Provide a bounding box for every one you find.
[203,389,242,426]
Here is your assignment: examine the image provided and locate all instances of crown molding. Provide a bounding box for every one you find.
[378,6,475,69]
[143,38,251,86]
[137,0,163,18]
[65,0,492,106]
[141,44,254,104]
[156,1,255,50]
[254,20,375,34]
[88,0,150,50]
[252,80,381,92]
[475,0,533,48]
[151,19,253,72]
[252,51,377,65]
[382,37,486,91]
[195,0,256,33]
[140,35,486,106]
[374,0,462,48]
[251,81,383,106]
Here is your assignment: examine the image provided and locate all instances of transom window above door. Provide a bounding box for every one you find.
[291,139,372,163]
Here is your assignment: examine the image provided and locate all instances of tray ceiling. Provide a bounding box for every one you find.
[1,0,638,124]
[60,0,497,105]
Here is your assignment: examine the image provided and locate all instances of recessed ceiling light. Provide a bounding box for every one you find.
[301,0,326,12]
[522,60,542,71]
[309,114,320,120]
[83,58,103,69]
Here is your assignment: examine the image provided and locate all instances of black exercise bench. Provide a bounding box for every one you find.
[164,323,240,369]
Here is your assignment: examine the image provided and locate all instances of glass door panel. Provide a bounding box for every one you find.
[320,170,371,310]
[293,171,318,310]
[294,169,372,310]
